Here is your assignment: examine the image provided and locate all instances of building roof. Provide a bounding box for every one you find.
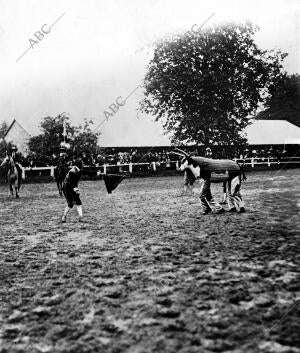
[245,120,300,145]
[3,119,31,155]
[4,119,30,138]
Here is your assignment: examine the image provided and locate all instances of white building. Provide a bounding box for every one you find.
[245,120,300,145]
[4,119,31,156]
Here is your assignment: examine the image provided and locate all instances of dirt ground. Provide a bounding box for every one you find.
[0,169,299,353]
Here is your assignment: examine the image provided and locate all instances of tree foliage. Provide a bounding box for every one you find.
[73,119,100,165]
[0,121,14,158]
[140,22,287,155]
[27,114,100,165]
[257,74,300,127]
[0,121,9,139]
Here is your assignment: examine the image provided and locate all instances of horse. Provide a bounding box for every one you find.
[0,156,21,198]
[54,161,68,196]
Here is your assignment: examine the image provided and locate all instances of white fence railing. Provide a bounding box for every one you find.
[21,162,160,179]
[18,157,300,180]
[234,157,300,168]
[22,166,55,179]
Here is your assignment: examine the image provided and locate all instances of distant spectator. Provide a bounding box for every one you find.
[165,153,171,168]
[205,147,213,159]
[243,148,249,159]
[252,150,258,160]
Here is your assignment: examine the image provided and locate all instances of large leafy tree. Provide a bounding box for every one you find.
[0,121,15,158]
[0,121,9,139]
[257,74,300,127]
[0,121,9,157]
[28,114,100,165]
[0,122,17,180]
[140,22,287,155]
[28,114,74,165]
[72,119,100,165]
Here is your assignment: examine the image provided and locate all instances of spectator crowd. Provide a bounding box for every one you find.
[2,146,291,169]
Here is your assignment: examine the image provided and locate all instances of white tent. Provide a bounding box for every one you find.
[245,120,300,145]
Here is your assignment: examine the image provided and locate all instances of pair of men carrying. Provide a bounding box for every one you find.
[182,147,246,215]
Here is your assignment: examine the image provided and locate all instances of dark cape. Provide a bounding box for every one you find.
[103,174,126,194]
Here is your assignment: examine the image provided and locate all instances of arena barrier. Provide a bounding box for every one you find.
[21,166,55,180]
[17,156,300,180]
[234,156,300,168]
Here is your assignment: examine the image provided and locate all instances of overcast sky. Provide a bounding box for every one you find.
[0,0,299,146]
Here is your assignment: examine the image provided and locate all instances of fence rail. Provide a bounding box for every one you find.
[21,166,55,179]
[17,156,300,180]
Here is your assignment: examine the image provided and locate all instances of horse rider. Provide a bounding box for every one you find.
[57,147,68,165]
[0,146,21,197]
[61,158,83,223]
[57,153,66,168]
[54,149,69,196]
[9,146,22,182]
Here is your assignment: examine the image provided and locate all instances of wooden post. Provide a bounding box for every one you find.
[22,167,26,180]
[251,157,254,168]
[50,166,55,178]
[129,162,133,174]
[103,164,107,175]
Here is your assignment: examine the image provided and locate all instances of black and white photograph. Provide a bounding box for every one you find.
[0,0,299,352]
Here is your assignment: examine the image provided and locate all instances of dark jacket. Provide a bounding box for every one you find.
[64,167,81,188]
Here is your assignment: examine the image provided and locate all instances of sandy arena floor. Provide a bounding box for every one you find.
[0,170,299,353]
